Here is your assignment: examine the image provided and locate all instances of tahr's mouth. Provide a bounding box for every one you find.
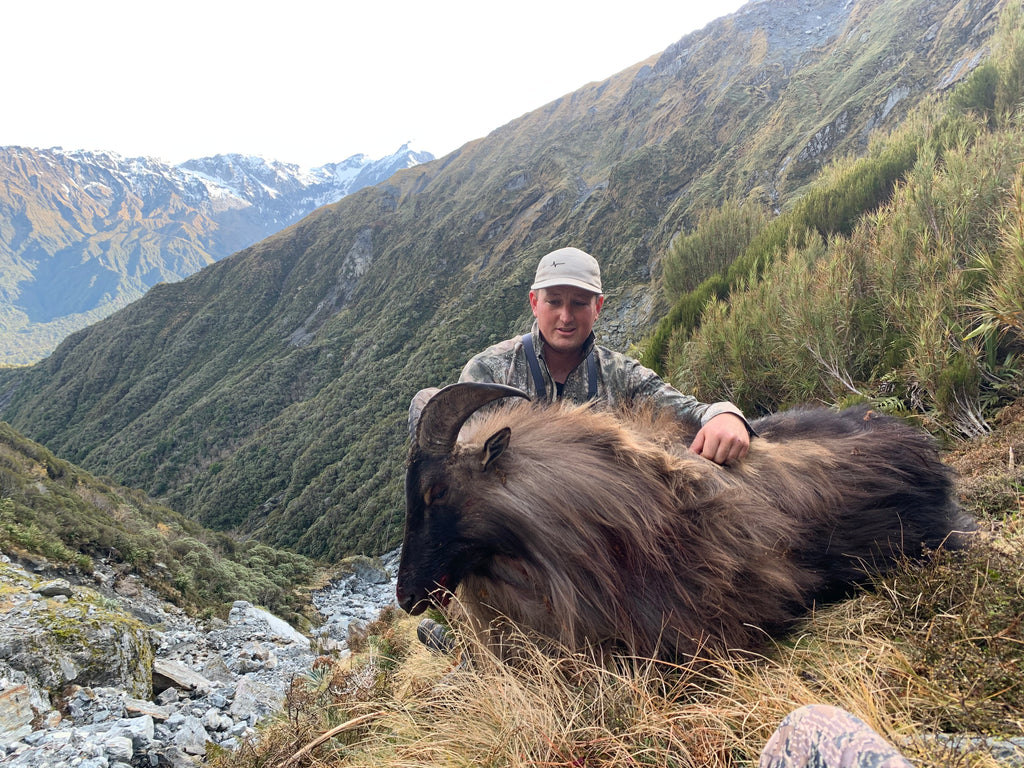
[430,573,454,608]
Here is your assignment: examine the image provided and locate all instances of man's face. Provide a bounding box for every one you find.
[529,286,604,355]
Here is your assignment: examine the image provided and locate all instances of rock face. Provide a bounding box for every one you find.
[0,570,155,700]
[0,549,401,765]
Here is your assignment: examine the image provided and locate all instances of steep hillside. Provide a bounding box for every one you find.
[0,145,432,364]
[0,0,1005,559]
[0,420,316,621]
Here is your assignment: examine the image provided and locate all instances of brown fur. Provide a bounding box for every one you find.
[397,399,973,661]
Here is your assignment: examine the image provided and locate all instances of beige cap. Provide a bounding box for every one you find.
[530,247,602,294]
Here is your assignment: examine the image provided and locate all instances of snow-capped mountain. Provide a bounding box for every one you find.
[0,143,434,364]
[178,143,433,228]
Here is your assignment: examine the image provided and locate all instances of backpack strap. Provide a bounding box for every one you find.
[521,333,547,398]
[522,333,599,401]
[587,347,598,400]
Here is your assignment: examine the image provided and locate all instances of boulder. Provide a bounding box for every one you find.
[0,577,154,698]
[343,554,390,585]
[174,715,211,756]
[35,579,73,598]
[152,659,213,695]
[200,654,236,684]
[229,678,285,722]
[105,713,157,752]
[124,697,173,720]
[0,684,33,744]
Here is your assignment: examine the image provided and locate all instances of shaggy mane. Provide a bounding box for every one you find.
[400,396,972,661]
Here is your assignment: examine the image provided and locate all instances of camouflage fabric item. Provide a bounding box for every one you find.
[759,705,913,768]
[458,323,746,426]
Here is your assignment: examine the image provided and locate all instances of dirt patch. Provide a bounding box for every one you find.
[944,398,1024,519]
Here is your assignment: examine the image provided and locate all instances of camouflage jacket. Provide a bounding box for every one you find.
[459,323,748,428]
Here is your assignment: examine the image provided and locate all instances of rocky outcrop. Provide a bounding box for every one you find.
[0,549,400,765]
[0,569,155,700]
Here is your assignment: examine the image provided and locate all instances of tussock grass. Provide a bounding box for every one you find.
[213,500,1024,768]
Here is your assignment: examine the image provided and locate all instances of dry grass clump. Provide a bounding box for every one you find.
[211,406,1024,768]
[945,398,1024,518]
[210,516,1023,768]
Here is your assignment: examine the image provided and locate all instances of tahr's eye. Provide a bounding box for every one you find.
[424,483,448,506]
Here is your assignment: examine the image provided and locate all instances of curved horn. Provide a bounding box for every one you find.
[415,382,530,456]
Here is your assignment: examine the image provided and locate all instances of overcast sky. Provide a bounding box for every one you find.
[5,1,747,168]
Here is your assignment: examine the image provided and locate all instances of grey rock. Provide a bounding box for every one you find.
[0,589,154,698]
[347,554,391,584]
[156,687,180,705]
[174,715,210,756]
[0,684,34,744]
[228,601,310,648]
[153,659,212,695]
[201,707,227,732]
[228,678,285,721]
[107,714,155,749]
[200,654,235,684]
[228,720,251,737]
[101,734,133,762]
[124,697,172,720]
[35,580,73,598]
[160,744,202,767]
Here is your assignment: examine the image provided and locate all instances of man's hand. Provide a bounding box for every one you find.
[689,413,750,465]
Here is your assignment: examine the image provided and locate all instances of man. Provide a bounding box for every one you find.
[455,246,752,464]
[410,246,753,654]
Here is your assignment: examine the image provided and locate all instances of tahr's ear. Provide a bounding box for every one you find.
[481,427,511,471]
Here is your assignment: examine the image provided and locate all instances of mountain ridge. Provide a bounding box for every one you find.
[0,0,1005,558]
[0,143,434,364]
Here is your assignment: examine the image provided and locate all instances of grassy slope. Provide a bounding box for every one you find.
[652,12,1024,436]
[0,420,318,624]
[0,0,1005,561]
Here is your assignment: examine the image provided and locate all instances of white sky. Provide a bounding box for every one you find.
[4,0,748,168]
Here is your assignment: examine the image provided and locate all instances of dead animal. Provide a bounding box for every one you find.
[397,383,974,661]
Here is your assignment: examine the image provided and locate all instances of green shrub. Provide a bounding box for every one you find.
[663,200,768,298]
[653,26,1024,436]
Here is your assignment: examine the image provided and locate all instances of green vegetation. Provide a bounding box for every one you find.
[650,10,1024,439]
[0,421,317,623]
[640,131,920,373]
[0,0,1008,561]
[0,299,142,367]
